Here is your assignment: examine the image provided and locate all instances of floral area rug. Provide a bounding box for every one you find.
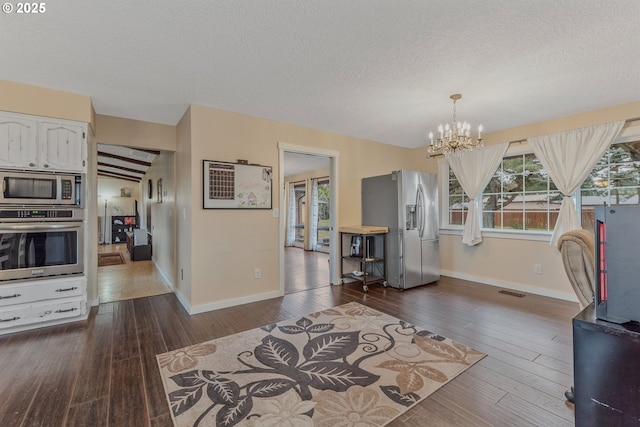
[157,302,485,426]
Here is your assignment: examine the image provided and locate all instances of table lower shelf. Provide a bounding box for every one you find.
[341,274,387,292]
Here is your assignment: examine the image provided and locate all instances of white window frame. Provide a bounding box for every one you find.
[439,143,556,242]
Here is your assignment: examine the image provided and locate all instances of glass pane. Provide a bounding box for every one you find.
[449,180,464,195]
[483,176,501,193]
[548,191,563,211]
[581,188,609,208]
[525,170,550,192]
[503,211,524,230]
[610,187,640,204]
[449,195,465,209]
[317,181,331,246]
[582,165,609,189]
[449,167,457,180]
[610,143,640,163]
[449,210,466,225]
[522,192,548,209]
[502,155,523,173]
[581,205,596,231]
[525,211,549,231]
[482,211,502,229]
[610,162,640,187]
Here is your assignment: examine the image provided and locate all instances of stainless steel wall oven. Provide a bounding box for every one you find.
[0,208,84,282]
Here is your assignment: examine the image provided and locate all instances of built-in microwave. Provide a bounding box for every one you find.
[1,171,82,206]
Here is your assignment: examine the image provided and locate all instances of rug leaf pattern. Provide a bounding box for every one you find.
[157,302,485,427]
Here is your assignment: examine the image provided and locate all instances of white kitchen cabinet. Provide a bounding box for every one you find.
[0,276,87,333]
[0,111,87,173]
[39,121,86,172]
[0,115,39,169]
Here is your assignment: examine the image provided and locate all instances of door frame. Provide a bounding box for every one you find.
[278,143,340,292]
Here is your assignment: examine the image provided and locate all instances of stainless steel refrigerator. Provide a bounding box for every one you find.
[362,170,439,289]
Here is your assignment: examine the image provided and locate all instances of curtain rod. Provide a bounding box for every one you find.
[427,117,640,158]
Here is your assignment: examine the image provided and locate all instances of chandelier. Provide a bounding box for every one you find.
[427,94,483,155]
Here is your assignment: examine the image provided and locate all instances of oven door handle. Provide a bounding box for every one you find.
[0,223,83,231]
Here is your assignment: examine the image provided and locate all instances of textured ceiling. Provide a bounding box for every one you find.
[2,1,640,148]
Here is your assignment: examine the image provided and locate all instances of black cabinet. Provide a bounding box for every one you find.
[573,304,640,426]
[111,215,136,244]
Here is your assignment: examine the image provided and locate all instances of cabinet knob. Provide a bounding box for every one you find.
[29,163,35,167]
[44,164,49,168]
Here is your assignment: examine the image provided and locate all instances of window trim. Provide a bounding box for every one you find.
[438,144,557,240]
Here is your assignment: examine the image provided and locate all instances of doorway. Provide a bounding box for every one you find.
[278,143,340,294]
[96,144,175,302]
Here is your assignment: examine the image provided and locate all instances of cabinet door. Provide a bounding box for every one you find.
[0,116,39,169]
[39,122,86,172]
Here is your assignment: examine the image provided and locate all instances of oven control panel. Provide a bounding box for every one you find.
[0,209,77,220]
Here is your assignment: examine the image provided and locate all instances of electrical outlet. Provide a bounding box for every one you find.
[254,268,262,279]
[534,264,542,274]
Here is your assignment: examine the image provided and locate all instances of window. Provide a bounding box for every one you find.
[316,178,331,251]
[294,182,306,245]
[580,141,640,230]
[445,152,559,232]
[443,139,640,236]
[481,153,560,231]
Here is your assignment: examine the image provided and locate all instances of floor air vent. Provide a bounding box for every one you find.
[499,290,526,298]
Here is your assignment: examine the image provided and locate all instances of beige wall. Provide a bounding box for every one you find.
[95,114,177,151]
[141,151,176,287]
[0,80,93,126]
[430,101,640,302]
[180,104,418,312]
[175,107,193,304]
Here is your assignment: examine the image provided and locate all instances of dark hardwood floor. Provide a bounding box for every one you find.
[0,277,578,426]
[284,247,330,294]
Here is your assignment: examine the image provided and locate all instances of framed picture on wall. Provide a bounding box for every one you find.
[148,179,153,199]
[157,178,163,203]
[203,160,272,209]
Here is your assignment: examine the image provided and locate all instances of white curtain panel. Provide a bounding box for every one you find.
[447,142,509,246]
[528,121,624,246]
[308,178,319,251]
[285,182,296,246]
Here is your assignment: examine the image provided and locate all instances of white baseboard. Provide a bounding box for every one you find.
[185,289,285,315]
[440,269,579,303]
[152,258,175,290]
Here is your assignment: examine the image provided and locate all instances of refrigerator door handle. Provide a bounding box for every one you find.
[417,184,425,238]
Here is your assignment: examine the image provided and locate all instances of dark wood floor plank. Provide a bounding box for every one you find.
[478,355,569,398]
[497,392,573,427]
[22,323,86,426]
[112,299,140,362]
[149,294,193,351]
[133,297,171,419]
[110,357,149,426]
[466,363,574,422]
[150,413,174,427]
[66,397,109,427]
[430,373,541,427]
[534,353,574,377]
[71,308,114,405]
